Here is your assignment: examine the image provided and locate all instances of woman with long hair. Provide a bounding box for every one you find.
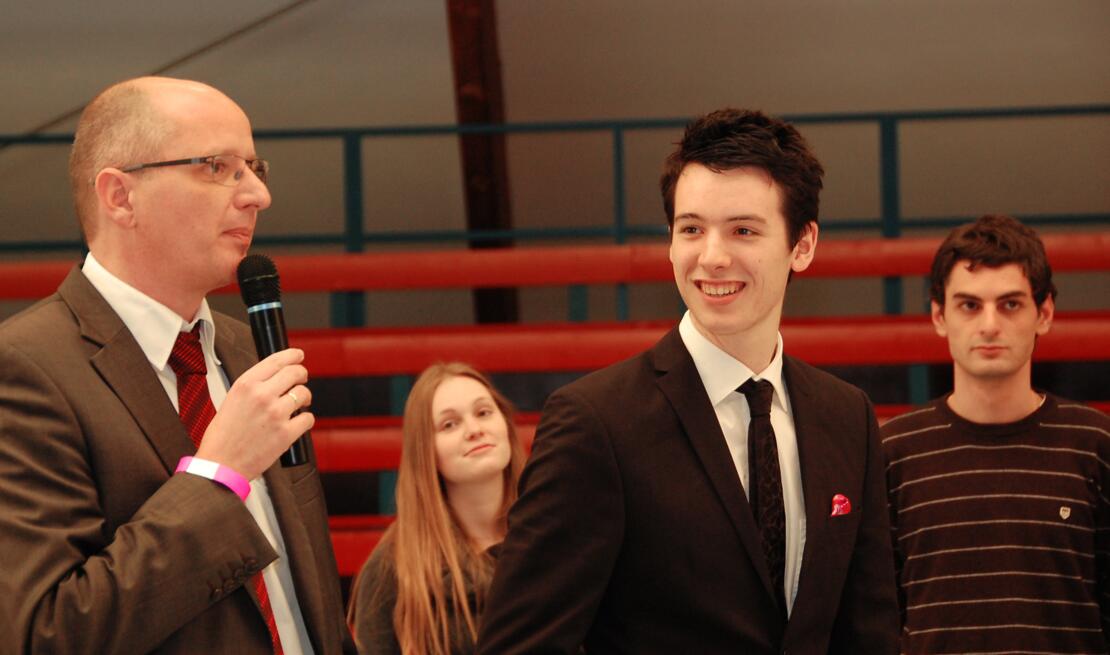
[347,362,527,655]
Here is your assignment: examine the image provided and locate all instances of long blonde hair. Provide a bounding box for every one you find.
[379,362,525,655]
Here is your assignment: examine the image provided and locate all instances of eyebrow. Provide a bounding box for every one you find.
[434,396,495,419]
[951,290,1030,302]
[673,213,768,224]
[434,408,459,421]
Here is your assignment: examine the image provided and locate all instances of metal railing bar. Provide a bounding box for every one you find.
[6,102,1107,146]
[4,212,1106,256]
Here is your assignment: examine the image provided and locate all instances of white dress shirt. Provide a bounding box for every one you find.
[678,311,806,614]
[82,254,314,654]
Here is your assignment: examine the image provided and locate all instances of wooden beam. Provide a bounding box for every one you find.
[446,0,518,322]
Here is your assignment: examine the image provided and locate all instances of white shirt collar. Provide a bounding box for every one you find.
[678,311,789,411]
[81,253,219,370]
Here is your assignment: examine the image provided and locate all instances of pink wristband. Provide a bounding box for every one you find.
[175,456,251,501]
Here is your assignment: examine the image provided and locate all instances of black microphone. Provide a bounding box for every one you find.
[237,254,309,467]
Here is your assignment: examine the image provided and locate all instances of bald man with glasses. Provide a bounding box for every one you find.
[0,77,355,655]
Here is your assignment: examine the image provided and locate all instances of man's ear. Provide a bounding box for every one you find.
[790,221,819,273]
[931,300,948,338]
[93,168,136,229]
[1035,295,1055,336]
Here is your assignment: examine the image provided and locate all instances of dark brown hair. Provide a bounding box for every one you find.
[929,214,1057,307]
[660,108,824,247]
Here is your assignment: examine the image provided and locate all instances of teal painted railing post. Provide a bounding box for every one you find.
[612,127,629,320]
[378,374,414,515]
[330,133,367,328]
[879,117,902,312]
[880,117,929,405]
[568,285,589,322]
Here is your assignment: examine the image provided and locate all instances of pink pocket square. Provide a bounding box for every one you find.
[830,493,851,516]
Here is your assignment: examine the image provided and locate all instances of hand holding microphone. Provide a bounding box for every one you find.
[195,255,313,477]
[237,254,312,467]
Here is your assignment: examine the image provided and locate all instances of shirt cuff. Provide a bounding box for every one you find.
[175,456,251,501]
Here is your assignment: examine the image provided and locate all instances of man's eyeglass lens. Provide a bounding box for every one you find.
[208,155,269,185]
[120,155,269,186]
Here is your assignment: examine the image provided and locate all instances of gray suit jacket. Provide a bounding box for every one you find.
[0,266,355,654]
[478,327,899,654]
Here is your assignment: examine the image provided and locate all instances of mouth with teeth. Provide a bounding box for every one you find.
[697,281,742,298]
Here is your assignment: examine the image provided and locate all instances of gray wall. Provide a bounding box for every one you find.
[2,0,1108,325]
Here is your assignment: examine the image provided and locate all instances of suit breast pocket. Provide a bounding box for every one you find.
[821,511,862,557]
[288,464,324,506]
[827,512,860,532]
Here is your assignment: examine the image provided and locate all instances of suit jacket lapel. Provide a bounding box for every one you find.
[59,267,193,475]
[212,321,249,381]
[262,457,328,652]
[651,328,779,602]
[783,356,838,621]
[215,324,329,652]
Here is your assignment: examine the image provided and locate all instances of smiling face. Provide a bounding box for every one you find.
[933,261,1054,387]
[431,375,512,489]
[669,163,817,369]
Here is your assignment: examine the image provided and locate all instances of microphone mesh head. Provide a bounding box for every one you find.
[237,254,281,307]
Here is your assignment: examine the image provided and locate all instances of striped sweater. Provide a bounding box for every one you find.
[882,394,1110,654]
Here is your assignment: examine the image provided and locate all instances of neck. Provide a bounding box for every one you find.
[91,247,204,321]
[695,319,780,375]
[948,364,1042,424]
[444,476,506,552]
[726,340,777,374]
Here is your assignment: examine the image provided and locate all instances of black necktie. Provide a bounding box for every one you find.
[739,378,786,612]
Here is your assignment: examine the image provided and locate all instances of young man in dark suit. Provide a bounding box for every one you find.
[478,108,899,654]
[0,77,354,654]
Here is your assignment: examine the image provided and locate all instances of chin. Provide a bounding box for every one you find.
[693,314,752,339]
[963,364,1021,380]
[207,261,239,290]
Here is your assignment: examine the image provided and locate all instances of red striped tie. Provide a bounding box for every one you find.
[169,326,284,654]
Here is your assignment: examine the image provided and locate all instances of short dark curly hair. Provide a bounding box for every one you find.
[660,108,824,247]
[929,214,1057,307]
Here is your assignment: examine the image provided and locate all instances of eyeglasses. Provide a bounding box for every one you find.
[120,154,269,186]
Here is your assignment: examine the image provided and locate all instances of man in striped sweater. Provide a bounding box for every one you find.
[882,214,1110,654]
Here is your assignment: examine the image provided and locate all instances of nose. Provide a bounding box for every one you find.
[979,305,1001,336]
[462,414,483,440]
[236,166,272,211]
[699,231,730,270]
